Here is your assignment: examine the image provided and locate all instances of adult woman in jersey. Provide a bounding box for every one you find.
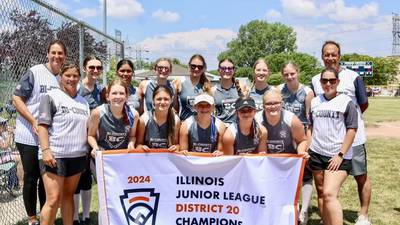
[116,59,141,113]
[212,58,244,124]
[12,40,66,225]
[136,85,180,151]
[137,58,178,113]
[37,63,90,225]
[309,68,357,225]
[278,61,314,225]
[74,55,104,225]
[249,58,274,112]
[223,96,267,155]
[255,89,308,156]
[176,54,212,121]
[179,93,225,155]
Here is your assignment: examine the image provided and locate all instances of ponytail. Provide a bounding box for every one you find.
[167,107,176,146]
[234,78,243,97]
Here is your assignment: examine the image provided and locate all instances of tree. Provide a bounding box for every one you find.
[341,54,399,85]
[218,20,297,67]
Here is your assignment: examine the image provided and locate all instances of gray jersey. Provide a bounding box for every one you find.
[97,104,134,150]
[179,79,204,121]
[279,84,312,126]
[127,85,141,112]
[256,110,296,154]
[78,83,103,110]
[38,88,90,159]
[186,116,223,153]
[227,122,259,155]
[144,80,176,112]
[14,64,60,146]
[214,84,239,124]
[142,112,178,149]
[249,85,274,112]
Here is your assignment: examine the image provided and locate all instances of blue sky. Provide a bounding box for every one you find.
[47,0,398,69]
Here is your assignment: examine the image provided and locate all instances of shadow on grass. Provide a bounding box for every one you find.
[307,205,358,225]
[54,211,98,225]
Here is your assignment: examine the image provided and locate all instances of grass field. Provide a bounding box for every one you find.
[54,97,400,225]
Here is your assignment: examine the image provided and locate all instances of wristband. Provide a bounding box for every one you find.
[338,152,344,158]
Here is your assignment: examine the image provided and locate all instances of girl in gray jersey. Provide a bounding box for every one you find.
[249,58,275,112]
[137,58,178,113]
[223,97,267,155]
[37,64,90,225]
[116,59,141,113]
[136,85,180,151]
[278,62,314,225]
[212,58,245,124]
[12,40,66,225]
[176,54,212,121]
[179,94,226,155]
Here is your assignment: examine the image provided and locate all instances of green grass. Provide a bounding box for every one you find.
[364,97,400,127]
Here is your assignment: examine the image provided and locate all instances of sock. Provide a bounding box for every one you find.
[73,194,80,221]
[300,180,313,213]
[81,189,92,219]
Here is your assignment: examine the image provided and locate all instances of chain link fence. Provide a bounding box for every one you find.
[0,0,124,224]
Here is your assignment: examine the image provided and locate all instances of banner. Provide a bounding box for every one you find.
[96,150,305,225]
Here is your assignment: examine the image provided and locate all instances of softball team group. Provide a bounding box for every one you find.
[12,39,371,225]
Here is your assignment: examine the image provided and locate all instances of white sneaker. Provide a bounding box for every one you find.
[298,211,309,225]
[355,215,372,225]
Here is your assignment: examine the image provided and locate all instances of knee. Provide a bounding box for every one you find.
[46,193,62,208]
[322,191,337,203]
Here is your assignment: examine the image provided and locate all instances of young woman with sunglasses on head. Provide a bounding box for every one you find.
[136,85,180,152]
[37,63,90,225]
[222,96,267,155]
[12,40,66,225]
[179,93,226,155]
[116,59,141,113]
[137,58,178,113]
[249,58,275,112]
[277,61,314,225]
[211,58,245,124]
[176,54,212,121]
[309,68,358,225]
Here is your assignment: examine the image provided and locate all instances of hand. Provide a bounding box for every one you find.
[298,151,310,159]
[140,145,150,152]
[42,149,56,168]
[31,121,39,135]
[168,145,179,152]
[127,142,135,150]
[327,155,343,172]
[91,148,99,158]
[212,150,223,157]
[179,150,189,156]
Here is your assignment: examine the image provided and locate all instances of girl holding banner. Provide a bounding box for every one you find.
[136,85,180,151]
[179,93,226,155]
[222,96,267,155]
[308,68,357,225]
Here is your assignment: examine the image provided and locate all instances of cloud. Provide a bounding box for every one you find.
[135,28,237,69]
[281,0,379,22]
[99,0,144,19]
[266,9,282,21]
[45,0,69,11]
[75,8,98,18]
[152,9,180,23]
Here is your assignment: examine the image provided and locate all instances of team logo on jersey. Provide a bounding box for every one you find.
[120,188,160,225]
[279,130,287,138]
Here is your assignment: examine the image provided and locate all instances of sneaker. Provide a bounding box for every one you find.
[355,215,371,225]
[83,218,91,225]
[298,211,309,225]
[28,222,39,225]
[73,220,80,225]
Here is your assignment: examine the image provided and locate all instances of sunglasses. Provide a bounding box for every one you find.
[219,66,235,72]
[320,78,338,85]
[264,101,281,106]
[190,64,204,71]
[156,66,170,72]
[88,66,103,71]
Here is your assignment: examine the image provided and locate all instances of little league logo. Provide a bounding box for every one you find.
[120,188,160,225]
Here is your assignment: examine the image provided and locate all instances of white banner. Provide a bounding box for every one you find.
[96,150,305,225]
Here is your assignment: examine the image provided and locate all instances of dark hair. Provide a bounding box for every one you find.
[83,55,102,68]
[154,58,172,72]
[106,78,131,125]
[60,63,80,77]
[218,58,243,96]
[117,59,135,71]
[321,40,341,56]
[189,54,211,92]
[320,67,339,79]
[236,96,261,142]
[152,85,176,146]
[47,39,67,55]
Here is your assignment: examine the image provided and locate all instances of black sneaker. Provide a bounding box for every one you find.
[83,218,91,225]
[73,220,80,225]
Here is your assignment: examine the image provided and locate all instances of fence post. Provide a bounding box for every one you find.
[79,24,84,77]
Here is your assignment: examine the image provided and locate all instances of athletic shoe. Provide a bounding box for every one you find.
[355,215,371,225]
[298,211,309,225]
[73,220,80,225]
[28,222,39,225]
[83,218,91,225]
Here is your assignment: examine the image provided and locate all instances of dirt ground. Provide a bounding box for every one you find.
[365,121,400,138]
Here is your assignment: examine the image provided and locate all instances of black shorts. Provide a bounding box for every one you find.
[75,159,92,193]
[302,163,313,182]
[309,151,352,173]
[39,156,87,177]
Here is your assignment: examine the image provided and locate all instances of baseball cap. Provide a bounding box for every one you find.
[194,94,214,105]
[235,97,256,110]
[0,117,6,125]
